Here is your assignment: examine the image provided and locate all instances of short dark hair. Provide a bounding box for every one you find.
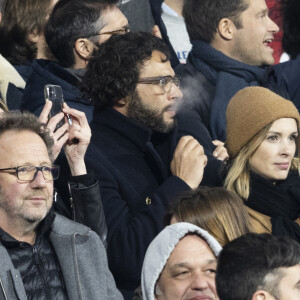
[216,233,300,300]
[183,0,249,43]
[0,0,53,65]
[81,31,170,111]
[0,111,54,161]
[281,0,300,59]
[44,0,119,68]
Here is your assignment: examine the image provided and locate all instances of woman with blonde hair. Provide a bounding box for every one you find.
[225,86,300,242]
[166,186,252,246]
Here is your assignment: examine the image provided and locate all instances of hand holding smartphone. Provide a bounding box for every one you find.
[44,84,72,130]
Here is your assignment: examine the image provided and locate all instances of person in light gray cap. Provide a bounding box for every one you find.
[141,222,222,300]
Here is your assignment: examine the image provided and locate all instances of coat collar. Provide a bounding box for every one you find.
[92,107,154,152]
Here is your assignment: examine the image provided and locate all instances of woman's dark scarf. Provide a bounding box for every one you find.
[189,40,266,141]
[245,171,300,243]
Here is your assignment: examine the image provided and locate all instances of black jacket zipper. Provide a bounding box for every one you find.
[32,246,51,300]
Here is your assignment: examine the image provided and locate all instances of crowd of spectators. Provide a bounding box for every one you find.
[0,0,299,299]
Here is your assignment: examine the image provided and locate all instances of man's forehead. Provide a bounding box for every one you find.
[242,0,268,15]
[0,130,50,165]
[280,264,300,282]
[139,51,173,77]
[142,50,168,64]
[100,5,127,27]
[0,129,42,140]
[166,234,217,268]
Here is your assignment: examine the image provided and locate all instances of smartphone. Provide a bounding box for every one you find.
[44,84,66,130]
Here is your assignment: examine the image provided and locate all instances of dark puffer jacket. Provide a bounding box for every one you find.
[0,214,68,300]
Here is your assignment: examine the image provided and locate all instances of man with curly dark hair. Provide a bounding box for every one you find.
[82,32,208,299]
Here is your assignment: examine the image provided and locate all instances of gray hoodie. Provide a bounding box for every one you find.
[141,222,222,300]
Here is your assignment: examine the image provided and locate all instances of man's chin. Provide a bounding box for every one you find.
[22,208,49,224]
[158,119,175,133]
[261,52,275,66]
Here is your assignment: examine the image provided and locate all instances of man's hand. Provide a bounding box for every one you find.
[39,101,69,161]
[170,136,207,189]
[62,104,91,176]
[212,140,229,161]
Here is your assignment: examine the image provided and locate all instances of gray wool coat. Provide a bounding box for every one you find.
[0,214,123,300]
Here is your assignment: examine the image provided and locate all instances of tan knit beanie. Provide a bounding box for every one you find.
[226,86,300,158]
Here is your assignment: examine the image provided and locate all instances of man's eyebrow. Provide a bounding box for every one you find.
[169,263,190,272]
[20,161,51,166]
[206,259,217,265]
[39,162,52,166]
[168,259,217,272]
[256,8,268,17]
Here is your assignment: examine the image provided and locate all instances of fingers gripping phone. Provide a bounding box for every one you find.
[44,84,69,130]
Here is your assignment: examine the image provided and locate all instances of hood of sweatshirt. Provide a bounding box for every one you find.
[141,222,222,300]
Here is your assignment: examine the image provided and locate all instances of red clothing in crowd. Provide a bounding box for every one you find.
[267,0,283,64]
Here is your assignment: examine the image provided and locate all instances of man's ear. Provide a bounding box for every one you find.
[216,18,236,40]
[252,290,275,300]
[112,97,128,115]
[74,38,95,60]
[118,98,126,106]
[28,28,39,43]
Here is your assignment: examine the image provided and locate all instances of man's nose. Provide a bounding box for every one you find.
[268,16,279,33]
[168,83,183,101]
[30,170,47,188]
[190,273,210,290]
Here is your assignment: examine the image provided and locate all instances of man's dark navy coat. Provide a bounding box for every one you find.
[85,108,191,299]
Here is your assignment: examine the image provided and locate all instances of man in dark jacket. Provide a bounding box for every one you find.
[21,0,128,119]
[21,0,129,217]
[0,111,122,299]
[82,32,208,299]
[179,0,300,142]
[38,101,108,245]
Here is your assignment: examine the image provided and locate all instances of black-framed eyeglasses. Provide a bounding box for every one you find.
[0,165,60,182]
[82,24,130,39]
[137,75,181,93]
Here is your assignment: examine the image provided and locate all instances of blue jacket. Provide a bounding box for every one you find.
[180,42,300,142]
[85,108,190,299]
[20,59,93,121]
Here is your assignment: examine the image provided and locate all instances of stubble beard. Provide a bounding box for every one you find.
[0,185,52,226]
